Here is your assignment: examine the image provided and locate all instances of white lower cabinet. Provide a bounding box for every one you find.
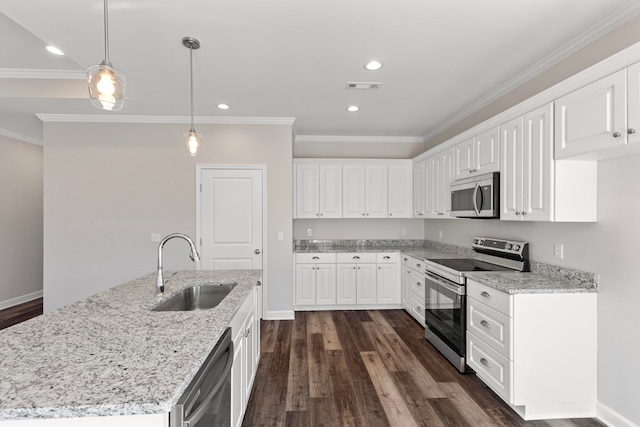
[295,252,401,309]
[466,279,597,420]
[231,287,260,427]
[401,255,426,327]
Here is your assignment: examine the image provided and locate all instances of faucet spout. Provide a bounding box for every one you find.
[156,233,201,293]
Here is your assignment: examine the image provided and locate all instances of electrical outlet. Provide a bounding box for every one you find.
[307,228,312,237]
[438,230,443,239]
[401,228,407,236]
[554,243,564,259]
[151,233,161,243]
[277,232,284,241]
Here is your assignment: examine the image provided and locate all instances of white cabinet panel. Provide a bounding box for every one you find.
[316,264,337,305]
[356,264,377,304]
[295,164,319,218]
[388,163,413,218]
[365,165,388,218]
[413,160,426,217]
[342,164,366,218]
[454,127,499,180]
[294,163,342,218]
[377,263,400,304]
[319,165,342,218]
[627,61,640,145]
[336,264,357,305]
[555,69,627,159]
[294,264,316,306]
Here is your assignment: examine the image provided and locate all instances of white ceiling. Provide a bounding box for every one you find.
[1,0,640,144]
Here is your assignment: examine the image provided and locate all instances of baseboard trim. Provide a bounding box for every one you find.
[597,402,639,427]
[0,291,43,311]
[263,310,295,320]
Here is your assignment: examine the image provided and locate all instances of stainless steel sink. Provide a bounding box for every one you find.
[152,284,236,311]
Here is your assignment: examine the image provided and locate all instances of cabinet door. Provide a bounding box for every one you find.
[243,312,257,395]
[431,149,454,217]
[231,334,244,427]
[454,138,474,179]
[522,104,554,221]
[555,69,627,159]
[377,263,400,304]
[336,264,357,305]
[388,163,412,218]
[319,164,342,218]
[295,164,319,218]
[365,164,388,218]
[315,264,336,305]
[295,264,316,305]
[475,126,500,174]
[356,264,377,304]
[401,265,412,310]
[627,61,640,144]
[413,161,426,217]
[423,158,433,217]
[500,116,524,220]
[342,164,366,218]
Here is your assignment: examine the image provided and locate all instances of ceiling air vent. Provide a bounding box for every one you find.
[346,82,381,90]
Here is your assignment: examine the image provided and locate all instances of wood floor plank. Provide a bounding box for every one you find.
[286,338,309,411]
[307,311,322,335]
[360,351,419,427]
[260,319,279,353]
[308,333,331,398]
[284,410,310,427]
[342,311,375,352]
[292,311,307,340]
[242,353,274,426]
[310,397,340,427]
[391,371,447,427]
[439,382,500,427]
[327,350,362,427]
[428,398,473,427]
[362,322,406,372]
[320,311,341,350]
[366,310,397,335]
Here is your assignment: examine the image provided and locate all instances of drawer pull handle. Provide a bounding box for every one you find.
[312,256,320,260]
[416,263,421,268]
[480,291,491,298]
[416,282,422,287]
[480,358,489,366]
[403,258,408,261]
[353,256,360,260]
[480,320,490,328]
[383,256,391,259]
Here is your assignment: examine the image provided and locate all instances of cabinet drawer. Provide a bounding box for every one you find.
[410,271,425,296]
[468,299,512,359]
[295,253,336,263]
[410,295,426,326]
[467,332,512,402]
[336,252,377,263]
[376,252,399,263]
[402,255,425,271]
[467,279,511,316]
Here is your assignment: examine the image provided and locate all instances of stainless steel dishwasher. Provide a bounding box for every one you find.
[170,327,233,427]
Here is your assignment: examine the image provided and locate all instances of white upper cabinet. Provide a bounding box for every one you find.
[626,61,640,145]
[343,163,389,218]
[342,164,367,218]
[501,104,554,221]
[413,160,426,217]
[555,69,627,159]
[387,163,413,218]
[294,163,342,218]
[454,126,500,179]
[364,164,388,218]
[431,148,454,218]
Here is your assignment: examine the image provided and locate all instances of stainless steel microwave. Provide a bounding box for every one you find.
[450,172,499,218]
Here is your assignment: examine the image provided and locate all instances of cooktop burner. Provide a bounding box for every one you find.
[427,258,515,272]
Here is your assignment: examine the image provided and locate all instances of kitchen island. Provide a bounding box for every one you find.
[0,270,261,425]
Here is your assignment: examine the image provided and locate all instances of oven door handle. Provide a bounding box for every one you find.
[182,342,234,427]
[425,271,465,295]
[472,182,482,216]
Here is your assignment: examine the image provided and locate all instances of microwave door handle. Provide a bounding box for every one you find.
[182,343,234,427]
[472,182,481,216]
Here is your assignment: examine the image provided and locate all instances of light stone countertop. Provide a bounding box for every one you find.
[0,269,261,421]
[465,271,597,294]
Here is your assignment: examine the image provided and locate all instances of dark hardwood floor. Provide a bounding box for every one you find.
[242,310,604,427]
[0,298,43,331]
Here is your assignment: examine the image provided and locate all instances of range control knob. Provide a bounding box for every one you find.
[512,244,520,251]
[505,243,512,250]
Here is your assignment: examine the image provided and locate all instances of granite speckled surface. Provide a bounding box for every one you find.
[294,239,597,294]
[0,269,261,421]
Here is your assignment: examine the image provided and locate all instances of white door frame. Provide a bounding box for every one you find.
[196,164,267,319]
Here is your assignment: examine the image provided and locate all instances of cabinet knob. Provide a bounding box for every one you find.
[378,266,381,269]
[480,358,490,366]
[416,263,421,268]
[628,128,637,135]
[521,211,527,216]
[416,282,422,286]
[480,291,491,298]
[362,213,366,216]
[366,213,370,216]
[515,211,521,216]
[613,131,622,138]
[480,320,490,328]
[320,213,323,217]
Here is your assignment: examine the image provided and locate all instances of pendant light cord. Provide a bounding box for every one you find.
[189,44,195,131]
[103,0,110,63]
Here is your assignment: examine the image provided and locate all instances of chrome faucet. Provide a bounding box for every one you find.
[156,233,201,293]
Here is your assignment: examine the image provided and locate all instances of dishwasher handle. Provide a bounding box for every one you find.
[182,339,234,427]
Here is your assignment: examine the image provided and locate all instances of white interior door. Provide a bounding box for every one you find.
[200,168,263,270]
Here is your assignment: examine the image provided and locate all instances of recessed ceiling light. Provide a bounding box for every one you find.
[346,105,359,112]
[217,103,230,110]
[364,60,382,71]
[46,45,64,56]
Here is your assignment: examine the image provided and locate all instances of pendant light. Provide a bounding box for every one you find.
[183,36,202,157]
[87,0,126,111]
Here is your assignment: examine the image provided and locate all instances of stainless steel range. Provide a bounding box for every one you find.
[423,237,529,372]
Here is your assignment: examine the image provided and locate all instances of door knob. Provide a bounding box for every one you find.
[255,249,261,254]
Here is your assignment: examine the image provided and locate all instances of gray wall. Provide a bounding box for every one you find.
[43,122,293,317]
[0,135,43,307]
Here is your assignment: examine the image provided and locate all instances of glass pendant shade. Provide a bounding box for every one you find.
[184,129,202,156]
[87,61,126,111]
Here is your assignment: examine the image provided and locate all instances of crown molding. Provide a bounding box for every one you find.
[0,128,42,146]
[295,135,424,144]
[0,69,86,79]
[36,114,296,126]
[423,2,640,141]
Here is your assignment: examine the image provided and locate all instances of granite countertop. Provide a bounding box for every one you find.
[465,271,597,294]
[0,269,261,421]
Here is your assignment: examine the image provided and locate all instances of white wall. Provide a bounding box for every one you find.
[43,122,293,317]
[424,153,640,424]
[0,135,43,307]
[294,218,424,240]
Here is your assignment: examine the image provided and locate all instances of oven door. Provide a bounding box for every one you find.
[424,271,466,357]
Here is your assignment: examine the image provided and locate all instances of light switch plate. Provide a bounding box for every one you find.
[554,243,564,259]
